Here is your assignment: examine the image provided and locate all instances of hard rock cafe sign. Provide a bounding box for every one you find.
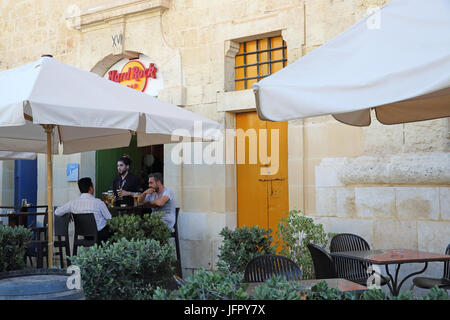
[108,60,158,92]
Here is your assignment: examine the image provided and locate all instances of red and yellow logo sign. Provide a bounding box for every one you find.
[108,60,157,92]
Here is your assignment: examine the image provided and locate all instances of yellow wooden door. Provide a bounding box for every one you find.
[236,112,289,237]
[235,35,288,238]
[266,119,289,235]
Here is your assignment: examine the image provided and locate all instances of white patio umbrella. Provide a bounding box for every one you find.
[0,56,221,267]
[0,152,36,160]
[253,0,450,126]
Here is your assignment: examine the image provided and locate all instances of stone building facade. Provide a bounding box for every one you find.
[0,0,448,286]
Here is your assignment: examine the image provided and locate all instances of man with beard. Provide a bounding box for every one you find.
[138,172,176,231]
[113,154,140,207]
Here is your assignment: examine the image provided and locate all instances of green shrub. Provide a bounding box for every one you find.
[420,286,449,300]
[0,225,33,272]
[108,213,171,245]
[304,280,348,300]
[70,238,175,300]
[153,264,249,300]
[153,272,449,301]
[358,286,448,301]
[250,278,449,300]
[217,226,275,274]
[276,210,332,279]
[250,275,304,300]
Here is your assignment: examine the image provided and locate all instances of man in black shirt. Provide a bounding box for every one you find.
[113,155,140,207]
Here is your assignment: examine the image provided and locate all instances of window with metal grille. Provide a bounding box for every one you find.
[235,36,287,91]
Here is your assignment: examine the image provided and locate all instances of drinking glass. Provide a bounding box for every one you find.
[102,192,109,204]
[133,193,141,206]
[107,191,114,207]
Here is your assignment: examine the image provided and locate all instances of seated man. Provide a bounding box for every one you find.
[138,172,176,231]
[55,177,112,244]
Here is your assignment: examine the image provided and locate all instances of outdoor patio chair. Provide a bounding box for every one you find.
[25,232,48,269]
[172,208,181,262]
[54,213,71,268]
[72,213,98,256]
[28,206,49,240]
[172,208,181,276]
[244,254,302,283]
[330,233,389,286]
[24,208,50,268]
[411,243,450,290]
[307,243,338,279]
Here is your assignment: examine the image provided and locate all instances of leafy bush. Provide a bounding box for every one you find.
[70,238,175,300]
[276,210,332,279]
[0,225,33,272]
[304,280,349,300]
[108,213,171,245]
[250,275,304,300]
[153,263,249,300]
[420,286,449,300]
[152,270,449,301]
[250,278,449,300]
[359,286,448,301]
[217,226,275,274]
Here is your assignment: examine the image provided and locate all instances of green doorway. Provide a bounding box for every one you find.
[95,135,164,198]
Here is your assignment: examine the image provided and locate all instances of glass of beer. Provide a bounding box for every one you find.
[107,191,114,207]
[102,192,109,204]
[133,192,141,206]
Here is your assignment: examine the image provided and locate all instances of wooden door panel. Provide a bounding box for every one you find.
[236,112,268,229]
[266,120,289,240]
[236,112,289,234]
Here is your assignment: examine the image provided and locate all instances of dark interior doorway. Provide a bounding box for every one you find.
[95,136,164,198]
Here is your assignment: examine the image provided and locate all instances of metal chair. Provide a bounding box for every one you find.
[25,233,48,268]
[54,214,71,267]
[172,208,181,261]
[307,243,337,279]
[330,233,389,286]
[25,210,49,268]
[244,254,302,282]
[72,213,98,256]
[170,208,182,277]
[412,244,450,290]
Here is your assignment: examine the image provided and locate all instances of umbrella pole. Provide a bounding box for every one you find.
[43,125,55,268]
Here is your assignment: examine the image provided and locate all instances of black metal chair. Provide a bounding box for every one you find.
[72,213,98,256]
[25,210,49,268]
[412,244,450,290]
[25,232,48,269]
[54,214,71,268]
[330,233,389,286]
[172,208,181,261]
[307,243,337,279]
[244,254,302,282]
[171,208,182,276]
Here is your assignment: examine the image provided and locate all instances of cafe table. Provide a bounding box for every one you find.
[246,278,367,296]
[0,205,48,227]
[108,205,152,217]
[330,249,450,296]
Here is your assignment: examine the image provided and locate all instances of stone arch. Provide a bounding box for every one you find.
[90,51,140,76]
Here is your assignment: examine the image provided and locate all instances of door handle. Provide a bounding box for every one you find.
[258,178,285,182]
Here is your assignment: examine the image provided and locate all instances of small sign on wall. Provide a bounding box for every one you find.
[67,163,79,182]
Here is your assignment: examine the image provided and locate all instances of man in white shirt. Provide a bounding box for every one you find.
[55,177,112,244]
